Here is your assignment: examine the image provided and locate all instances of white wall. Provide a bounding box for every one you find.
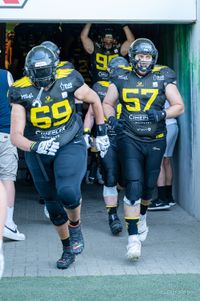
[0,0,196,23]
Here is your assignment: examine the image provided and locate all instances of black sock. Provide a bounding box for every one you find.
[158,186,167,202]
[69,220,79,227]
[140,204,148,215]
[166,185,173,200]
[125,218,139,235]
[61,237,70,249]
[107,206,117,215]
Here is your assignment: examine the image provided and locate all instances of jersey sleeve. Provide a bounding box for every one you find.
[8,86,26,107]
[72,70,85,90]
[162,67,177,87]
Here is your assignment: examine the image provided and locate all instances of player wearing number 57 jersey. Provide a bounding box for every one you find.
[103,38,184,261]
[9,45,110,270]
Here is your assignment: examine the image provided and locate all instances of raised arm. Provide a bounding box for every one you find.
[80,23,94,54]
[120,25,135,57]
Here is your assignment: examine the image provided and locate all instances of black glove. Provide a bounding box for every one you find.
[146,109,166,123]
[108,116,124,133]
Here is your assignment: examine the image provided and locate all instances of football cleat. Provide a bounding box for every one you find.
[57,247,75,269]
[108,214,123,235]
[126,236,141,260]
[69,224,84,255]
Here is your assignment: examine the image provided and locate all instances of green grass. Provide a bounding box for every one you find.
[1,274,200,301]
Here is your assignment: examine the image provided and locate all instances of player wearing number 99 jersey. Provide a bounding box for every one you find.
[9,45,110,270]
[80,23,135,84]
[103,38,184,261]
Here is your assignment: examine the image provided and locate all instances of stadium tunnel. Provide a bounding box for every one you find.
[0,19,199,218]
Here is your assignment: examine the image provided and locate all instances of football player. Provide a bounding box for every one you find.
[9,45,110,269]
[84,57,130,235]
[103,38,184,260]
[80,23,134,84]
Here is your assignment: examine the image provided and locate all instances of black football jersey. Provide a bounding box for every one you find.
[9,68,84,143]
[58,60,74,70]
[111,65,177,141]
[90,43,120,83]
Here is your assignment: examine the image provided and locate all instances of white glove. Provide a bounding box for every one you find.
[84,134,93,149]
[96,135,110,158]
[0,243,4,279]
[30,138,60,156]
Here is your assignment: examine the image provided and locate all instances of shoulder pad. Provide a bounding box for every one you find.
[12,76,32,88]
[152,65,168,72]
[56,68,74,79]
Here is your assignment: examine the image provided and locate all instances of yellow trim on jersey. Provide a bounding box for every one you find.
[152,65,167,72]
[156,133,164,139]
[56,68,73,79]
[12,76,32,88]
[58,61,70,68]
[97,80,110,87]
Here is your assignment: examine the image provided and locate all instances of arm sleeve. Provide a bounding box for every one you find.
[72,70,85,90]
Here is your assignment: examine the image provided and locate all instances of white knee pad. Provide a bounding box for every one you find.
[103,185,118,197]
[123,196,141,206]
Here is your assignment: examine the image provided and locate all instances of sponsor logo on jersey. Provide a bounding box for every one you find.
[45,96,53,104]
[61,92,68,98]
[152,146,161,151]
[0,0,28,8]
[114,49,119,54]
[153,75,164,81]
[98,71,108,79]
[153,82,158,87]
[129,114,149,121]
[21,92,33,100]
[136,81,144,87]
[60,82,72,91]
[118,75,128,80]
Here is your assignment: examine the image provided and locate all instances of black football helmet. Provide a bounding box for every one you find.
[24,45,58,88]
[108,56,130,77]
[41,41,60,65]
[128,38,158,73]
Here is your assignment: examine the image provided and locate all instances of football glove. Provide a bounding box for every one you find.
[146,109,166,123]
[96,135,110,158]
[30,138,60,156]
[108,116,124,133]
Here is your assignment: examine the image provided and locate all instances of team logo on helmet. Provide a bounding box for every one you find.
[0,0,28,8]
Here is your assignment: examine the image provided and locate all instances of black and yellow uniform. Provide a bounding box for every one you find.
[90,43,120,83]
[111,65,176,202]
[58,60,74,70]
[9,68,87,225]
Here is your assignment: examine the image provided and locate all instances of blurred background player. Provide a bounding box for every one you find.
[0,182,7,279]
[84,56,131,235]
[148,100,179,210]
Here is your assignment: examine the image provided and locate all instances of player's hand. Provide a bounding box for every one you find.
[146,109,166,123]
[96,135,110,158]
[30,138,60,156]
[84,134,93,149]
[108,116,124,133]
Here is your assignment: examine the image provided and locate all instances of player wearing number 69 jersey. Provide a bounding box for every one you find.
[103,38,184,261]
[9,45,110,270]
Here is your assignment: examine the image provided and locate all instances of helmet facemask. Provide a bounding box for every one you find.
[25,46,58,88]
[128,38,158,74]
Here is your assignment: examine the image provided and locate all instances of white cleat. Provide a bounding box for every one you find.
[3,225,25,241]
[138,220,149,242]
[44,205,50,219]
[126,236,141,260]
